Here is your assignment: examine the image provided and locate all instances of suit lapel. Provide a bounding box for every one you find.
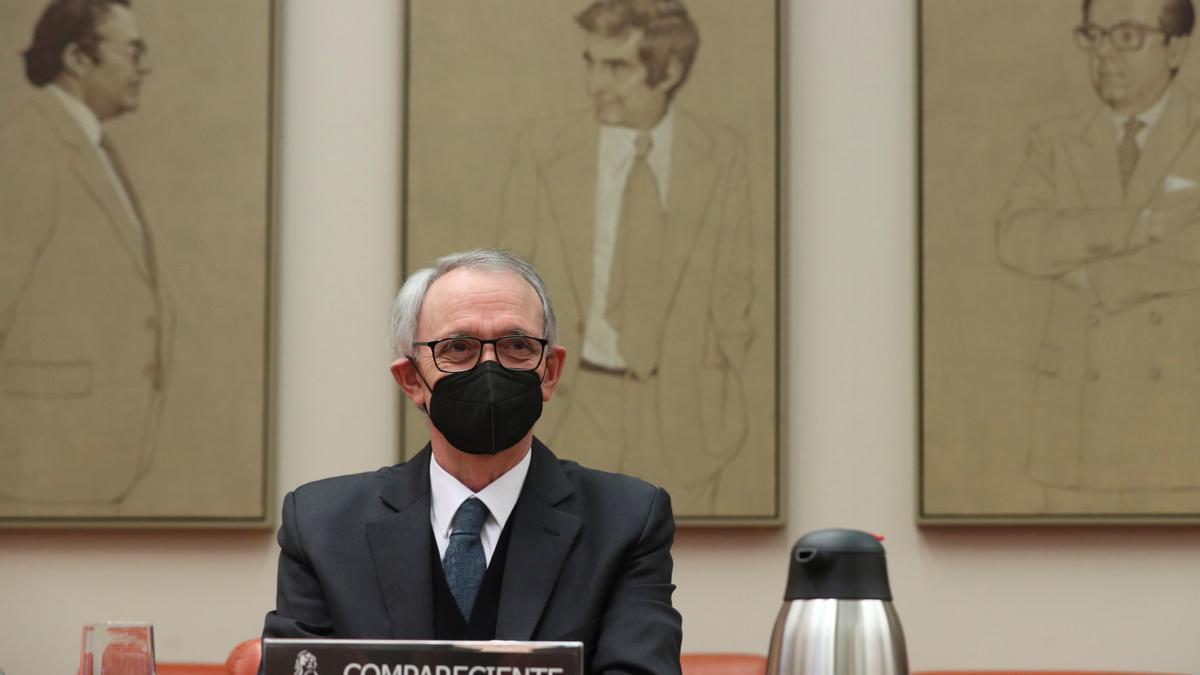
[1127,89,1198,205]
[496,440,581,640]
[541,111,724,322]
[1064,106,1124,208]
[35,91,152,280]
[366,446,436,639]
[661,113,721,311]
[73,150,153,280]
[544,118,599,313]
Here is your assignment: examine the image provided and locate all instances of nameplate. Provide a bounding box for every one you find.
[263,639,583,675]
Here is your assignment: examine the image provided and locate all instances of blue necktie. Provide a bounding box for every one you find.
[442,497,489,620]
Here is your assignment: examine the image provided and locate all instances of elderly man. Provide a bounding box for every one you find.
[499,0,754,514]
[263,250,682,675]
[996,0,1200,509]
[0,0,166,507]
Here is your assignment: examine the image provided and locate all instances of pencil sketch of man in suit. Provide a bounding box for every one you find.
[0,0,170,507]
[499,0,755,513]
[996,0,1200,510]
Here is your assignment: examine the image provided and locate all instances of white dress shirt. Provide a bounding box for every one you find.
[1111,88,1171,150]
[582,109,675,369]
[47,84,145,235]
[429,447,531,565]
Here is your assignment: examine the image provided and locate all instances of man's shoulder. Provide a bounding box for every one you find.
[673,107,747,163]
[0,101,72,185]
[674,108,741,141]
[557,456,660,497]
[514,109,596,161]
[542,453,675,551]
[0,90,63,150]
[285,462,415,518]
[291,465,394,494]
[1025,104,1103,139]
[539,446,669,526]
[1172,85,1200,125]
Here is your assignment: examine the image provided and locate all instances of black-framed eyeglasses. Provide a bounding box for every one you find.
[1073,22,1165,52]
[414,335,550,373]
[87,38,149,66]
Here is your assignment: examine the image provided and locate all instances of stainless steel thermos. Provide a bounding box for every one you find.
[766,528,908,675]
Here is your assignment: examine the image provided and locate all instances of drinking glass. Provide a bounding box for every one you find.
[79,622,156,675]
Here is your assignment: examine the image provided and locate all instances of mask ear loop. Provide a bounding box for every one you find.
[537,345,552,384]
[410,355,435,416]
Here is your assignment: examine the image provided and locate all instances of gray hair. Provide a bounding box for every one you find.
[390,248,558,357]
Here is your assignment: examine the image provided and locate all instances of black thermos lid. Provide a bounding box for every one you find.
[783,528,893,601]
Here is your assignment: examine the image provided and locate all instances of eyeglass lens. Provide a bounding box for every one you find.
[101,39,148,65]
[1074,23,1156,52]
[432,337,544,372]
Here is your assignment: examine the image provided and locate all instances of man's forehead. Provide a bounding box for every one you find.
[418,268,543,334]
[426,266,531,292]
[584,29,643,60]
[1088,0,1163,23]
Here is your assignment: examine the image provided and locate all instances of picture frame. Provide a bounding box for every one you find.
[0,0,278,527]
[399,0,784,525]
[919,0,1200,524]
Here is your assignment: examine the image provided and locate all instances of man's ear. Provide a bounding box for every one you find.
[60,42,91,78]
[653,56,684,94]
[539,345,567,402]
[1167,35,1190,71]
[391,357,430,408]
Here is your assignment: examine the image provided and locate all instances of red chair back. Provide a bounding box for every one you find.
[680,653,767,675]
[225,638,262,675]
[157,665,224,675]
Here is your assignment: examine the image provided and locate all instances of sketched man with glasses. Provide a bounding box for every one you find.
[1,0,169,509]
[996,0,1200,510]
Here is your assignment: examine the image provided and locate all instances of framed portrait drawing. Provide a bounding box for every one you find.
[920,0,1200,523]
[0,0,277,526]
[400,0,783,524]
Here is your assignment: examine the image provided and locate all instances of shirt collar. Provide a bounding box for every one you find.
[47,84,103,146]
[1112,87,1171,134]
[598,107,675,166]
[429,447,532,536]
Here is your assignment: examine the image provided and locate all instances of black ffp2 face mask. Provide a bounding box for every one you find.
[427,360,544,455]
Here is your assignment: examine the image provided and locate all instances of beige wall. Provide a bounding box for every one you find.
[1,2,1199,674]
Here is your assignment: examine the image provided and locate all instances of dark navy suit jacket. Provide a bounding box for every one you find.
[263,438,682,675]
